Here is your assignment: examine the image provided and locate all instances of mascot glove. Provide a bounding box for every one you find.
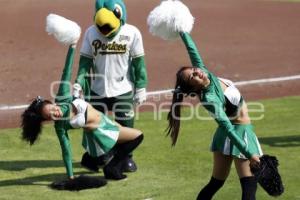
[73,83,83,99]
[134,88,147,105]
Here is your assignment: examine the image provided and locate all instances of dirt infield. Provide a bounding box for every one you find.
[1,0,300,128]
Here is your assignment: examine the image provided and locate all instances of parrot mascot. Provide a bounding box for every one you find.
[76,0,148,173]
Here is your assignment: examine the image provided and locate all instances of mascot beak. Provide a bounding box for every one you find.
[95,8,121,37]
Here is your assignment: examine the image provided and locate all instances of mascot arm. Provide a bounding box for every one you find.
[75,55,93,100]
[180,32,209,73]
[131,55,148,88]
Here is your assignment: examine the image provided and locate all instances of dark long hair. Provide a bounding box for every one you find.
[166,66,200,146]
[21,97,52,145]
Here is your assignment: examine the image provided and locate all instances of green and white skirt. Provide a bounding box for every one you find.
[82,113,119,157]
[210,124,263,159]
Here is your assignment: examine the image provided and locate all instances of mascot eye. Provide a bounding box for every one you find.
[113,4,123,19]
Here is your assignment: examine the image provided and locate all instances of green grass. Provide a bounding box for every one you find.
[1,96,300,200]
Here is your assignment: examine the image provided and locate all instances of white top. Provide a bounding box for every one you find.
[80,24,145,97]
[219,78,241,106]
[69,98,88,128]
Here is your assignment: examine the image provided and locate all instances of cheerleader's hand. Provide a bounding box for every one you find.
[250,155,261,169]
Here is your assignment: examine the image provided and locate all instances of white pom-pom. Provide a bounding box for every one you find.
[147,0,194,40]
[46,14,81,45]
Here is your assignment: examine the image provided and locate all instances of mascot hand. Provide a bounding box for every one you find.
[73,83,83,99]
[134,88,147,105]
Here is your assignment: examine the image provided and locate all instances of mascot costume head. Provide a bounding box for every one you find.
[94,0,127,38]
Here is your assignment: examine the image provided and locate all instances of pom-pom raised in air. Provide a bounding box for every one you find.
[147,0,194,40]
[46,14,81,45]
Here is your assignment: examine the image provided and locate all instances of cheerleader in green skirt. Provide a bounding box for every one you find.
[20,14,143,181]
[166,32,263,200]
[147,1,263,199]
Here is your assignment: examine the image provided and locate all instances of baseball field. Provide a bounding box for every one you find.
[0,0,300,199]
